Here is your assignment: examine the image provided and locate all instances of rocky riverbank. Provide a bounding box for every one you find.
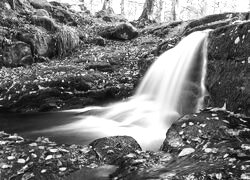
[0,109,249,179]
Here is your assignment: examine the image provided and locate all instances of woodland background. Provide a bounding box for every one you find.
[53,0,250,21]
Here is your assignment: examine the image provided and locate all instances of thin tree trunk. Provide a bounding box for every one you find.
[139,0,155,20]
[171,0,178,21]
[102,0,111,10]
[120,0,125,15]
[156,0,163,22]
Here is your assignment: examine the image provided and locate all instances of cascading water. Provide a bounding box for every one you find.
[34,31,209,151]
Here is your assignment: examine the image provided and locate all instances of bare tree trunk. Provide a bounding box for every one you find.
[102,0,114,14]
[139,0,156,20]
[102,0,111,10]
[120,0,125,15]
[171,0,178,21]
[156,0,163,22]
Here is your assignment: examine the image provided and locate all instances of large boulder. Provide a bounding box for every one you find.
[206,21,250,116]
[49,6,77,26]
[159,109,250,179]
[99,23,139,40]
[1,41,33,66]
[15,26,55,58]
[31,15,59,32]
[89,136,142,164]
[33,8,50,17]
[29,0,51,10]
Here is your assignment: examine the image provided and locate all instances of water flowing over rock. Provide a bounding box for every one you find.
[37,31,209,151]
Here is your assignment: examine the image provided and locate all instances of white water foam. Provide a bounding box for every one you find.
[35,31,209,151]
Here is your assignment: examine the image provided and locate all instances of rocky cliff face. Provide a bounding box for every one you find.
[207,21,250,116]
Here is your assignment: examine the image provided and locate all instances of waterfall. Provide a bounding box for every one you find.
[34,31,209,151]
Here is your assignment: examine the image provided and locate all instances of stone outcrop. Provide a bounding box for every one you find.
[207,20,250,116]
[0,0,80,67]
[158,108,250,179]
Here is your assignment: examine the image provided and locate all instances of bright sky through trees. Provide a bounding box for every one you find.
[49,0,249,21]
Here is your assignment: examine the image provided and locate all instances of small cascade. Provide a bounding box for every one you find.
[34,31,210,151]
[196,37,209,112]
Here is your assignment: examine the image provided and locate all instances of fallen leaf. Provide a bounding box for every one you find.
[178,148,195,157]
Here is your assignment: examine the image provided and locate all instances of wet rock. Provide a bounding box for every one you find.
[90,36,106,46]
[99,23,139,40]
[15,26,55,58]
[112,109,250,179]
[207,21,250,116]
[34,8,50,17]
[31,15,59,32]
[89,136,142,164]
[29,0,51,10]
[183,12,250,36]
